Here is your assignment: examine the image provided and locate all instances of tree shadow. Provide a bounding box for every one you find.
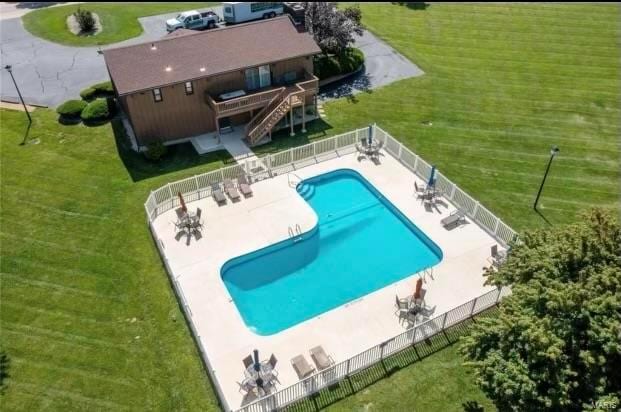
[0,351,10,393]
[392,2,430,10]
[462,400,485,412]
[111,117,234,182]
[318,68,373,102]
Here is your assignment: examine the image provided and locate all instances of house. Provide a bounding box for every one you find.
[103,16,321,148]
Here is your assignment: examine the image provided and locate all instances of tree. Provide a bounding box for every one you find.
[73,8,96,33]
[302,3,363,55]
[461,209,621,411]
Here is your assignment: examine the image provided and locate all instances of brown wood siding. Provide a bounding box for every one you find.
[124,56,315,145]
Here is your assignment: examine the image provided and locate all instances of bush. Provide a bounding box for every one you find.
[80,87,97,101]
[80,81,114,101]
[74,8,96,33]
[314,47,364,80]
[56,99,87,118]
[81,98,110,122]
[143,141,168,161]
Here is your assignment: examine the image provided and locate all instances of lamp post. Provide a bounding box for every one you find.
[533,145,560,210]
[4,65,32,125]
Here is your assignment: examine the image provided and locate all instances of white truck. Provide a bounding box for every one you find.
[222,2,283,24]
[166,10,219,32]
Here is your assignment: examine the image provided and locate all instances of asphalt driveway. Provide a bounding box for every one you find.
[1,9,422,107]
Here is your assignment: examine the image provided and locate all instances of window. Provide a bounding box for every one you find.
[251,2,279,13]
[185,81,193,95]
[152,88,162,102]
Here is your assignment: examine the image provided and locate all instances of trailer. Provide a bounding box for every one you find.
[222,2,283,24]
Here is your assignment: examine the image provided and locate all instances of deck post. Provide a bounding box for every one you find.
[290,96,295,137]
[301,99,306,133]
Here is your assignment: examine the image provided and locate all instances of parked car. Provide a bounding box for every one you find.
[166,10,219,32]
[222,2,283,24]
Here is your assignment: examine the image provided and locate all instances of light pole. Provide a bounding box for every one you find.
[533,145,560,210]
[4,65,32,125]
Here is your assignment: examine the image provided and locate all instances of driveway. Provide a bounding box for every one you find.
[1,7,422,107]
[318,30,424,100]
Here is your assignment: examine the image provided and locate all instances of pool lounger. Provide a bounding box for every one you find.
[310,346,334,371]
[223,179,241,201]
[441,210,465,229]
[211,183,227,205]
[291,354,315,379]
[238,175,253,197]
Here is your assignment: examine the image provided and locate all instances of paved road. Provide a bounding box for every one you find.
[318,31,424,101]
[1,7,422,107]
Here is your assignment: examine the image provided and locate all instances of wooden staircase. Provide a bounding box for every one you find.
[245,87,305,146]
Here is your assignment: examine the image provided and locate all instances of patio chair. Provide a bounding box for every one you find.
[238,175,253,197]
[309,346,335,371]
[291,354,315,379]
[491,244,507,267]
[440,209,466,229]
[242,355,254,370]
[237,379,253,394]
[191,208,203,230]
[395,295,410,324]
[414,181,426,197]
[224,179,241,201]
[211,183,226,205]
[268,354,278,371]
[175,207,188,220]
[412,288,427,310]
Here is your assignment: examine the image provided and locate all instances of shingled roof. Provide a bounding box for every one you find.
[103,16,321,96]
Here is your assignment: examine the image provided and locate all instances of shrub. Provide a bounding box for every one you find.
[56,99,87,118]
[81,98,110,122]
[80,87,97,101]
[143,141,168,161]
[314,55,341,80]
[339,47,364,73]
[80,81,114,101]
[74,8,96,33]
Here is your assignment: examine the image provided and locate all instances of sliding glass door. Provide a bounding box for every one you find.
[245,65,271,91]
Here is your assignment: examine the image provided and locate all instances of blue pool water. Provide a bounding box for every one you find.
[221,169,442,335]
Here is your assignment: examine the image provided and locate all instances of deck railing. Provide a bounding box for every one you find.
[235,286,511,412]
[144,124,518,411]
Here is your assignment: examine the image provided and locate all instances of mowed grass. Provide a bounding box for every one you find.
[0,109,230,410]
[1,3,620,412]
[317,3,620,229]
[22,3,214,46]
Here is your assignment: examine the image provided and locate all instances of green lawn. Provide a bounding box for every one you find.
[22,3,215,46]
[2,3,620,412]
[0,109,229,410]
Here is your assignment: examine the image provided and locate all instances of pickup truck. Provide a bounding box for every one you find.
[166,10,219,32]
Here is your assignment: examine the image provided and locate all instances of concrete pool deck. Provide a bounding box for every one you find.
[151,150,505,409]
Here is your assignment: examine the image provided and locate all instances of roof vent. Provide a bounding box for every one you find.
[165,66,172,72]
[200,67,206,72]
[150,43,157,50]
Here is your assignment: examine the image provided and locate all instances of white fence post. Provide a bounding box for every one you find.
[470,297,478,316]
[472,202,480,218]
[397,143,403,159]
[493,218,500,235]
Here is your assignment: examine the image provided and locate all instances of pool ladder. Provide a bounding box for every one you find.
[288,224,303,242]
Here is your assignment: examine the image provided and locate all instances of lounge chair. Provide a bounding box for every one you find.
[291,354,315,379]
[224,179,241,201]
[211,183,226,205]
[242,355,254,370]
[441,209,466,229]
[309,346,334,371]
[238,175,253,197]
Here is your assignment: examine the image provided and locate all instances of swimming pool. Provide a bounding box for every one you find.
[221,169,442,335]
